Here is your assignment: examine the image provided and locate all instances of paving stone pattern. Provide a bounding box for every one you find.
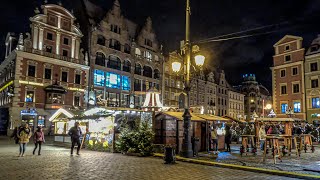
[0,137,298,180]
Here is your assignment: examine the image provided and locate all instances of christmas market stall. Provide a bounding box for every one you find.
[154,112,230,154]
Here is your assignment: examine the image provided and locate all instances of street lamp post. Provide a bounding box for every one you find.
[171,0,205,158]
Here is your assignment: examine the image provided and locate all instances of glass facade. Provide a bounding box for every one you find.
[312,97,320,108]
[94,70,105,86]
[293,102,301,113]
[122,76,130,90]
[281,103,288,114]
[106,72,120,89]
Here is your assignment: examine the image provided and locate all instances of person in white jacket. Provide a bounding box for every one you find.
[259,125,266,150]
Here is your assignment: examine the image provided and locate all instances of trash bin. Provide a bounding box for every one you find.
[192,137,199,157]
[164,146,175,164]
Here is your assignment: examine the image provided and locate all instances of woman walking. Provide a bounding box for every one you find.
[33,126,45,155]
[17,124,32,157]
[225,125,232,152]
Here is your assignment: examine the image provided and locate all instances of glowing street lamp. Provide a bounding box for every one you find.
[194,54,205,67]
[172,61,182,73]
[265,104,272,110]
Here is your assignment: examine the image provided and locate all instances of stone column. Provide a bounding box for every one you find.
[38,27,44,50]
[56,32,61,55]
[75,39,80,59]
[71,37,76,58]
[33,26,39,49]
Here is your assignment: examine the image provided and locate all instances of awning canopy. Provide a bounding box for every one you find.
[195,114,230,122]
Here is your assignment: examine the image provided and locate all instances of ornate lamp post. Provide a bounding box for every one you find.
[171,0,205,158]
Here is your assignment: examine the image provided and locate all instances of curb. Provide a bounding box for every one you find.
[153,153,320,180]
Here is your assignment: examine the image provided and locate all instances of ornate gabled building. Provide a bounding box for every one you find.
[272,35,306,120]
[305,35,320,122]
[88,0,164,108]
[0,3,89,134]
[234,74,271,120]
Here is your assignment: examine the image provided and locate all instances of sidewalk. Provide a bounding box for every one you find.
[154,143,320,179]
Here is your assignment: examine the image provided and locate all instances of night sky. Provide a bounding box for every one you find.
[1,0,320,90]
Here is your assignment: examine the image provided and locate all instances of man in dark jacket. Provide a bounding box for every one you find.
[68,122,82,155]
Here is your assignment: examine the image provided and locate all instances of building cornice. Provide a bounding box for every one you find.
[270,61,303,70]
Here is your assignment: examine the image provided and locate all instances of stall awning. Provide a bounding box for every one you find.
[162,112,205,121]
[49,108,74,121]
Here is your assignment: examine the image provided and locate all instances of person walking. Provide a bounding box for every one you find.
[17,124,32,157]
[10,126,21,145]
[33,126,45,155]
[68,122,82,155]
[225,125,232,152]
[259,125,266,150]
[211,125,218,154]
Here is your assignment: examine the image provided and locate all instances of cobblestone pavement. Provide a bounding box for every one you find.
[0,137,298,180]
[198,144,320,176]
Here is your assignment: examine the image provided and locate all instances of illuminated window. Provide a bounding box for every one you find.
[293,102,301,113]
[37,116,45,127]
[106,72,120,89]
[26,91,34,102]
[312,97,320,108]
[94,70,105,86]
[122,76,131,90]
[281,103,288,114]
[144,51,152,61]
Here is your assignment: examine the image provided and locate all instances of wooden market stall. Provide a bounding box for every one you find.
[154,112,230,154]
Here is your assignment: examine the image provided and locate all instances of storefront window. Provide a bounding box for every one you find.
[94,70,105,86]
[312,97,320,108]
[122,76,130,90]
[106,72,120,89]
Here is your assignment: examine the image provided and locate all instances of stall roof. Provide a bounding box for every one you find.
[162,112,229,122]
[49,108,74,121]
[163,112,205,121]
[256,118,296,122]
[222,115,246,123]
[196,114,230,122]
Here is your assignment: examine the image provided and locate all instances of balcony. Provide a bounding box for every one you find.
[24,48,86,65]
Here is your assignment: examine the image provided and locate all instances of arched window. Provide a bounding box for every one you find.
[135,63,142,75]
[95,52,106,66]
[135,48,141,57]
[107,55,121,70]
[123,60,131,72]
[143,66,153,78]
[154,69,160,79]
[109,39,121,51]
[97,35,106,46]
[124,44,131,54]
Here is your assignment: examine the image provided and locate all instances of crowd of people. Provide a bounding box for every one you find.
[10,122,82,157]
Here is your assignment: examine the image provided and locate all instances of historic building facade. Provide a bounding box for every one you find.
[89,0,163,108]
[163,51,244,117]
[227,89,245,120]
[271,35,306,120]
[235,74,271,120]
[305,35,320,122]
[0,4,89,134]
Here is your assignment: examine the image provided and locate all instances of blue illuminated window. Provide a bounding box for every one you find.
[312,97,320,108]
[106,72,120,89]
[94,70,105,86]
[281,103,288,114]
[293,102,301,113]
[122,76,130,90]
